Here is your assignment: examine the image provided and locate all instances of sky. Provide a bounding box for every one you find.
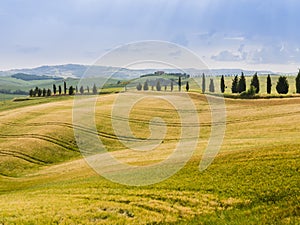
[0,0,300,73]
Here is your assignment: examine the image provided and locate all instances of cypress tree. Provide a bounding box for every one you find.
[143,80,149,91]
[136,83,142,91]
[80,86,84,94]
[87,86,90,93]
[296,69,300,93]
[34,87,39,96]
[231,75,238,93]
[178,77,181,91]
[156,81,161,91]
[267,74,272,94]
[64,81,67,95]
[69,86,74,95]
[238,72,246,93]
[92,84,97,94]
[47,89,51,96]
[250,72,260,93]
[209,79,215,92]
[202,73,206,93]
[220,75,225,93]
[58,85,62,95]
[53,84,57,95]
[42,88,46,97]
[276,76,289,94]
[170,80,173,91]
[37,88,42,97]
[186,81,189,92]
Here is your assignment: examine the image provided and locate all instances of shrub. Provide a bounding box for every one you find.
[240,85,256,99]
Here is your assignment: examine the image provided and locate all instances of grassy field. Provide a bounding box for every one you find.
[0,92,299,224]
[0,93,26,102]
[0,75,122,93]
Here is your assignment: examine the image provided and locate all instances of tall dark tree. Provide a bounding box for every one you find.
[156,81,161,91]
[164,85,167,91]
[42,88,46,97]
[47,89,51,96]
[143,80,149,91]
[80,86,84,94]
[136,83,142,91]
[296,69,300,93]
[170,80,174,91]
[92,84,97,94]
[87,86,90,93]
[64,81,67,95]
[231,75,238,93]
[276,76,289,94]
[220,75,225,93]
[58,85,62,95]
[186,81,189,92]
[178,77,181,91]
[202,73,206,93]
[75,86,78,93]
[250,72,260,93]
[53,84,57,95]
[209,79,215,92]
[37,88,42,97]
[29,89,34,97]
[69,86,74,95]
[238,72,246,93]
[34,87,39,97]
[267,74,272,94]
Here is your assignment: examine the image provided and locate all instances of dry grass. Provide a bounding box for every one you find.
[0,92,299,224]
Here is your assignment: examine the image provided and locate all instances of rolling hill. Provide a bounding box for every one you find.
[0,92,299,224]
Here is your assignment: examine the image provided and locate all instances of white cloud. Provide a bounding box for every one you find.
[211,49,246,62]
[224,37,245,41]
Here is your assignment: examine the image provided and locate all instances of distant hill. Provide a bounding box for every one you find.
[0,64,281,80]
[11,73,62,81]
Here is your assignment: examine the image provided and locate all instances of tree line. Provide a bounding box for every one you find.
[29,81,99,97]
[136,77,190,92]
[217,72,292,95]
[204,70,300,95]
[136,71,299,95]
[29,70,300,97]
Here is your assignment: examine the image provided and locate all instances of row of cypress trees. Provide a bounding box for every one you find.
[216,72,298,94]
[29,81,99,97]
[136,77,190,92]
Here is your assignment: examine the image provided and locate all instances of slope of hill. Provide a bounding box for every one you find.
[0,93,299,224]
[11,73,62,81]
[0,64,277,79]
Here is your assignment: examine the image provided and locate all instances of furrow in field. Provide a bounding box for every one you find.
[0,150,46,165]
[0,122,200,142]
[0,134,78,152]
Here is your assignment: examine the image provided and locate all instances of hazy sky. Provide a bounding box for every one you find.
[0,0,299,72]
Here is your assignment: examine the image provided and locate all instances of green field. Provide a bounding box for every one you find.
[0,92,299,224]
[0,93,26,102]
[0,75,122,93]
